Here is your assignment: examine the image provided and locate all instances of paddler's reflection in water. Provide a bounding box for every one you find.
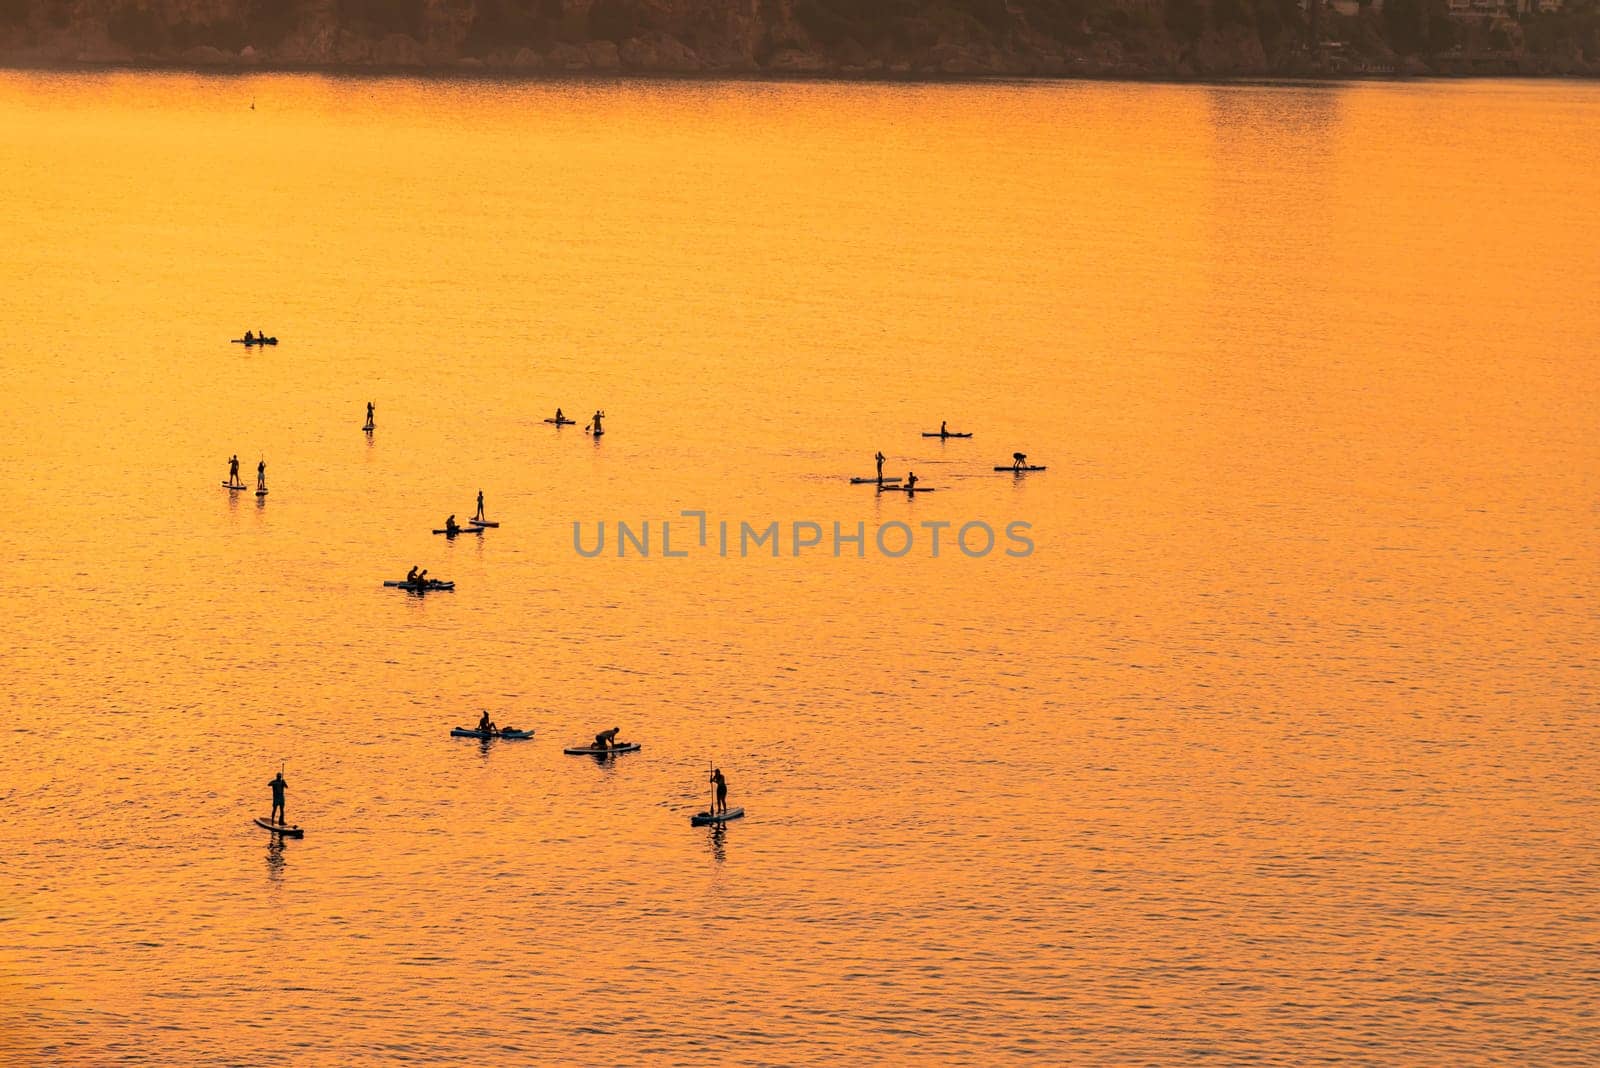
[706,821,728,864]
[266,836,287,881]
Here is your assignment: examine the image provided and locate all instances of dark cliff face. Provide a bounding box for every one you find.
[0,0,1596,76]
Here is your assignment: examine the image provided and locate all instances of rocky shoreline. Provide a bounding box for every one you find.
[0,0,1596,82]
[2,55,1595,80]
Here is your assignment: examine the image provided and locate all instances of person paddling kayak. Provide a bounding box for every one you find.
[710,767,728,815]
[268,770,287,825]
[555,407,565,423]
[593,726,621,750]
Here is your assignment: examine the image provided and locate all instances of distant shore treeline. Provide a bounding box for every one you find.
[0,0,1596,77]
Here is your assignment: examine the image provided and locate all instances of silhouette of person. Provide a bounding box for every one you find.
[875,451,885,482]
[594,726,620,750]
[907,471,918,492]
[256,459,266,491]
[365,401,374,429]
[228,454,241,487]
[445,514,459,535]
[269,771,287,825]
[940,420,948,438]
[710,768,728,814]
[1012,452,1027,472]
[475,490,485,522]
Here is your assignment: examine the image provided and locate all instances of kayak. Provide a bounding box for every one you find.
[544,418,576,425]
[994,466,1047,472]
[433,527,484,536]
[691,807,745,826]
[880,484,935,493]
[922,432,972,438]
[469,519,499,528]
[254,817,303,837]
[384,580,454,590]
[231,337,278,346]
[451,727,534,740]
[849,477,902,484]
[562,742,641,756]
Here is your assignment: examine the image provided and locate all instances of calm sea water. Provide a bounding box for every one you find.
[1,72,1597,1065]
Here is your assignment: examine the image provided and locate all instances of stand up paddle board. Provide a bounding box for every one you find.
[254,817,303,837]
[451,727,534,740]
[881,484,936,493]
[222,482,246,490]
[469,519,499,528]
[850,477,902,484]
[994,466,1047,472]
[922,432,972,438]
[691,807,744,826]
[563,742,641,756]
[544,418,576,425]
[433,527,484,536]
[384,580,454,590]
[255,489,268,497]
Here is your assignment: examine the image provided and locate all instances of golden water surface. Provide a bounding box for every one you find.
[1,72,1597,1065]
